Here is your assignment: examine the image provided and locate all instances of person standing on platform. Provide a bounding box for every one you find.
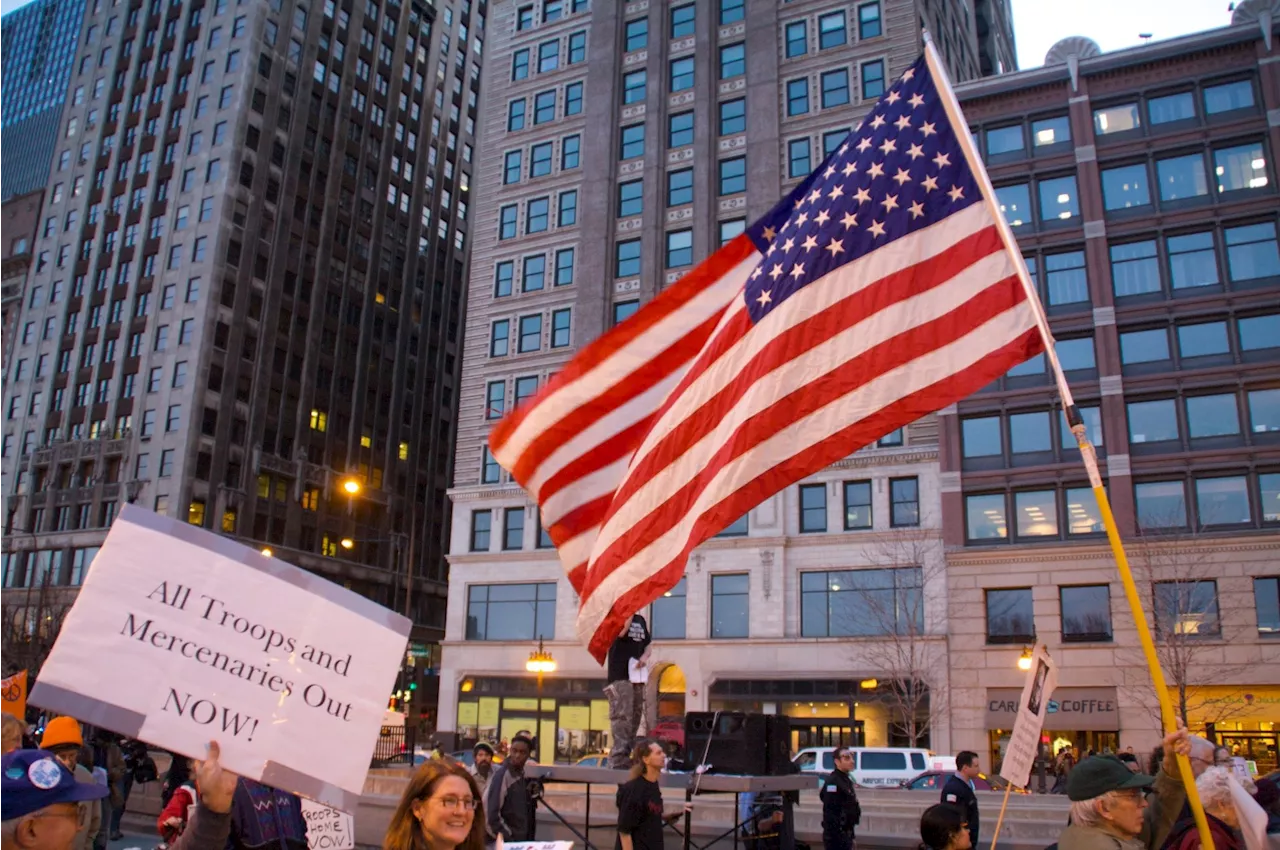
[606,615,650,769]
[941,751,980,849]
[821,747,861,850]
[615,740,686,850]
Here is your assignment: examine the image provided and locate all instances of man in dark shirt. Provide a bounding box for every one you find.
[485,736,536,845]
[616,740,683,850]
[820,748,860,850]
[606,614,651,769]
[940,750,981,848]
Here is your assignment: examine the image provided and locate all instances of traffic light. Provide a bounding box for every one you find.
[409,681,418,690]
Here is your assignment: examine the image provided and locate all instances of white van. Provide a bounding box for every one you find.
[792,747,932,788]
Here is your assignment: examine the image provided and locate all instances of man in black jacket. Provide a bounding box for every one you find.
[485,736,536,845]
[821,748,860,850]
[941,750,981,848]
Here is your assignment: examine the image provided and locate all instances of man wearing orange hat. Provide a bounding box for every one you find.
[37,719,101,850]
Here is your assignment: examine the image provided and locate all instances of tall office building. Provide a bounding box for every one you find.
[2,0,88,202]
[944,20,1279,766]
[971,0,1016,76]
[1,0,484,722]
[441,0,999,760]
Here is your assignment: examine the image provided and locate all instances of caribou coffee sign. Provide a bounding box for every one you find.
[987,687,1119,731]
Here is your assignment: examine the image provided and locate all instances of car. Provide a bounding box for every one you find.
[793,747,933,788]
[901,771,993,792]
[575,754,610,768]
[371,751,430,769]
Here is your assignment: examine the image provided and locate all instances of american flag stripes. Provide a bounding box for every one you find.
[490,52,1046,662]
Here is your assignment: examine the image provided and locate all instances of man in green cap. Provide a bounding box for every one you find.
[1057,725,1191,850]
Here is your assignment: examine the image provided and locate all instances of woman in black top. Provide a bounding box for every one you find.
[616,740,683,850]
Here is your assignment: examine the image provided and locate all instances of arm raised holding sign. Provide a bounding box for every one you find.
[165,741,240,850]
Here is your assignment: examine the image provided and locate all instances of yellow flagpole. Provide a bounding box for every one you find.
[920,33,1215,850]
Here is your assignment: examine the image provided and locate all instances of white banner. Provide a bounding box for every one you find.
[998,645,1057,789]
[301,800,355,850]
[30,505,410,811]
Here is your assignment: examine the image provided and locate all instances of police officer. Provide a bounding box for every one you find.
[940,750,980,848]
[821,747,861,850]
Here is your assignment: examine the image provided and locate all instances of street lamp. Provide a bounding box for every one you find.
[526,638,556,686]
[341,478,361,495]
[1017,646,1034,671]
[261,547,273,558]
[340,537,355,549]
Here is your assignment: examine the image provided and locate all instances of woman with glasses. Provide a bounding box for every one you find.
[384,759,486,850]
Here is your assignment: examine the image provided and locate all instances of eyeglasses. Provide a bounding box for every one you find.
[429,796,479,812]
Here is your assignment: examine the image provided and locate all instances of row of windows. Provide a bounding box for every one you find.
[606,219,748,282]
[1117,313,1278,374]
[483,375,540,422]
[488,308,574,358]
[785,60,885,117]
[496,191,578,240]
[965,472,1279,544]
[798,472,918,533]
[493,247,575,297]
[1,548,100,589]
[507,81,583,131]
[515,0,589,31]
[782,2,882,59]
[971,78,1257,164]
[501,134,580,184]
[509,29,586,82]
[985,577,1279,645]
[1125,389,1278,451]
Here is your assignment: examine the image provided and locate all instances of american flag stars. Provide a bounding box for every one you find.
[743,55,983,322]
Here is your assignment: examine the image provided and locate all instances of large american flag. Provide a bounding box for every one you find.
[490,51,1046,661]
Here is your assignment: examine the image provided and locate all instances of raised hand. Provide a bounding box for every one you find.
[194,740,240,814]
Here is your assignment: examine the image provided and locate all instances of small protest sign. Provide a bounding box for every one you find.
[2,670,27,718]
[29,505,410,811]
[998,645,1057,789]
[301,799,355,850]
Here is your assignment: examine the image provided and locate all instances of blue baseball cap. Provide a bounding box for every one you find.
[2,749,109,820]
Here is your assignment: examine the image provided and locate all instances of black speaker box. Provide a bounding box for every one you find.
[684,712,795,775]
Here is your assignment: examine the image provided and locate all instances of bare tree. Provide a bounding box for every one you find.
[1,568,73,680]
[831,533,949,748]
[1117,523,1256,732]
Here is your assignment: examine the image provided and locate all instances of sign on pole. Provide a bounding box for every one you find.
[2,670,28,718]
[998,645,1058,789]
[29,505,410,811]
[300,799,355,850]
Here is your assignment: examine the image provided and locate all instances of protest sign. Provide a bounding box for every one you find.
[2,670,28,717]
[300,799,355,850]
[998,645,1057,789]
[29,504,410,811]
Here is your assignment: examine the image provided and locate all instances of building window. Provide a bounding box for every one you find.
[1154,580,1221,637]
[719,219,746,246]
[503,151,521,185]
[613,300,639,324]
[619,179,644,217]
[860,59,884,99]
[890,477,919,526]
[1204,79,1255,115]
[669,111,694,147]
[521,255,546,293]
[551,309,572,348]
[1186,393,1239,440]
[470,509,491,551]
[720,98,746,134]
[667,169,693,207]
[1149,91,1196,125]
[558,190,578,226]
[1014,489,1058,538]
[623,70,646,104]
[499,205,518,239]
[565,81,583,115]
[784,21,807,57]
[710,573,749,638]
[799,483,826,532]
[821,69,849,108]
[486,381,505,419]
[1119,329,1171,371]
[495,261,514,297]
[670,3,694,38]
[670,57,694,92]
[1038,175,1079,223]
[717,513,749,537]
[466,582,556,640]
[801,567,922,637]
[719,43,744,79]
[503,507,525,550]
[788,138,811,178]
[1156,153,1208,202]
[508,99,526,131]
[1044,250,1088,307]
[1254,577,1279,635]
[490,320,510,357]
[989,126,1027,158]
[651,577,686,639]
[1110,240,1161,297]
[1135,480,1187,529]
[1093,102,1141,136]
[625,18,647,52]
[1060,585,1112,642]
[561,134,581,170]
[843,480,872,530]
[616,239,641,277]
[857,1,881,38]
[534,91,556,124]
[965,493,1007,541]
[518,315,542,353]
[718,0,744,24]
[1195,476,1251,527]
[719,156,745,195]
[514,376,538,407]
[621,124,645,160]
[986,587,1034,643]
[568,30,587,63]
[666,229,693,267]
[556,248,576,286]
[526,197,550,233]
[817,11,846,49]
[1225,222,1280,282]
[512,48,530,80]
[1101,163,1151,211]
[1249,388,1280,434]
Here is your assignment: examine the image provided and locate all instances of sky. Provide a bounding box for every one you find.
[1011,0,1236,69]
[0,0,1240,68]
